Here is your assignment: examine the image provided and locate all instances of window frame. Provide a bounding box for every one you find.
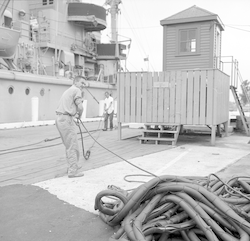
[176,25,200,56]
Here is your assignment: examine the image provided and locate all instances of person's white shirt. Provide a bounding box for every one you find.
[104,95,114,114]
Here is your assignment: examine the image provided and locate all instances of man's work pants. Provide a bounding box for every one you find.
[104,111,114,130]
[56,115,80,176]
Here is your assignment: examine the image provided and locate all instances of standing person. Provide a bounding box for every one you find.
[55,75,86,178]
[103,91,114,131]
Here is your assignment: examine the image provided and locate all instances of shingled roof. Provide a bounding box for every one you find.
[160,5,224,30]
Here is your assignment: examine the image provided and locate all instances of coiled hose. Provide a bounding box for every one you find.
[95,174,250,241]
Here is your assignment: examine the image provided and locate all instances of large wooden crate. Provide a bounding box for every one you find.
[117,69,230,145]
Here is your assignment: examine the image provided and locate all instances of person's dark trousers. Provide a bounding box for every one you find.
[104,111,114,130]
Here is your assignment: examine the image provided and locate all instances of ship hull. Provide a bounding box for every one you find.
[0,70,116,124]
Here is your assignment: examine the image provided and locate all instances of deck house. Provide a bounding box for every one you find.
[117,6,231,145]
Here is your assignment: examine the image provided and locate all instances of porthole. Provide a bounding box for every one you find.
[8,86,14,94]
[25,88,30,95]
[40,88,45,96]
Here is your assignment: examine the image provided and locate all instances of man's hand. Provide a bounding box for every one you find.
[73,117,80,126]
[74,112,81,125]
[75,112,81,119]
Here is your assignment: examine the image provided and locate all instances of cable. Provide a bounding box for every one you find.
[225,25,250,33]
[208,173,250,201]
[78,119,157,177]
[130,0,155,71]
[124,174,153,184]
[77,120,91,160]
[76,116,103,160]
[84,85,100,104]
[120,3,149,66]
[0,128,97,156]
[0,142,63,156]
[0,139,48,152]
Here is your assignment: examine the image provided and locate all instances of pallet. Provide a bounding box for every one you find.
[139,123,181,146]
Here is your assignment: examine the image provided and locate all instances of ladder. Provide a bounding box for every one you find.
[230,86,250,135]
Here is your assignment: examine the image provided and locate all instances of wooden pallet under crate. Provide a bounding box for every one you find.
[139,123,181,145]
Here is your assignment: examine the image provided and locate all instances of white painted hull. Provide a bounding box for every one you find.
[0,70,116,123]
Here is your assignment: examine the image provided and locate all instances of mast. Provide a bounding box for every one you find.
[105,0,121,76]
[106,0,121,59]
[105,0,121,44]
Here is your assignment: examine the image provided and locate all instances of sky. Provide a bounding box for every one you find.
[85,0,250,83]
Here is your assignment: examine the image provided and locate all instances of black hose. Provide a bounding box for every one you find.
[77,119,91,160]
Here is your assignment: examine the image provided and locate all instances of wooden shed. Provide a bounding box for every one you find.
[160,5,224,71]
[117,6,231,146]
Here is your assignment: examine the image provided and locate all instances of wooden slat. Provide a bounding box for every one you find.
[169,71,176,123]
[117,73,120,122]
[146,72,153,122]
[118,73,125,122]
[163,71,170,122]
[142,130,179,134]
[206,69,214,124]
[152,73,158,122]
[221,77,225,123]
[158,72,164,122]
[175,71,182,124]
[181,71,187,124]
[125,73,131,123]
[187,70,194,124]
[193,70,200,124]
[213,71,218,125]
[136,73,142,123]
[130,73,136,122]
[142,72,147,123]
[199,70,206,125]
[223,73,230,121]
[222,73,227,122]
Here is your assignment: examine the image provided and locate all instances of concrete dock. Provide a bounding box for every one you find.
[0,121,250,241]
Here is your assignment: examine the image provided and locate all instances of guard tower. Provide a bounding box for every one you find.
[160,5,224,71]
[117,6,231,145]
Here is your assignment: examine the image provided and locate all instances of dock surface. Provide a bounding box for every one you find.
[1,122,250,241]
[0,121,172,186]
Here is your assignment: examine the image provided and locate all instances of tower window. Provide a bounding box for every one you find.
[179,29,197,53]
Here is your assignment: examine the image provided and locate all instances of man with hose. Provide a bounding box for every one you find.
[55,75,86,178]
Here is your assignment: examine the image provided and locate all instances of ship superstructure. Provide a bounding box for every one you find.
[0,0,127,123]
[0,0,126,81]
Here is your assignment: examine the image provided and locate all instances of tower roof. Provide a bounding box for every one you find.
[160,5,224,30]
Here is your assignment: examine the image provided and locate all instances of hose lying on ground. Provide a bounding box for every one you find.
[94,174,250,241]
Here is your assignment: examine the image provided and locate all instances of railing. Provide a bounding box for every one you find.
[216,56,241,88]
[216,56,250,111]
